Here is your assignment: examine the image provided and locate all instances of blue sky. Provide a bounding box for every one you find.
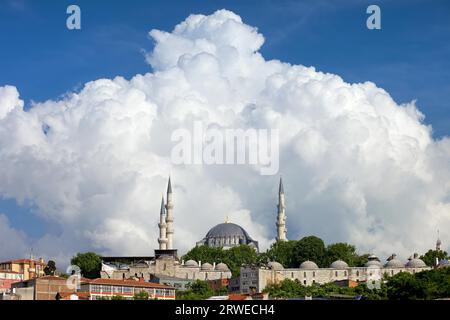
[0,0,449,251]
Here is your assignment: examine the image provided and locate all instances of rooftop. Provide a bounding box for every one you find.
[82,278,175,289]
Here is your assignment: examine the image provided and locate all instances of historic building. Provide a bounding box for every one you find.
[100,177,232,282]
[196,219,259,251]
[236,178,433,293]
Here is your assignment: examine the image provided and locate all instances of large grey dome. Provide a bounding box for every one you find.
[300,261,319,269]
[196,222,259,252]
[330,260,349,269]
[406,258,426,268]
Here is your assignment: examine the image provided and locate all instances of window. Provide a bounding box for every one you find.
[291,272,294,278]
[356,271,360,276]
[113,286,121,294]
[102,285,112,293]
[123,286,133,294]
[344,271,347,276]
[312,280,316,284]
[303,280,306,285]
[313,272,315,277]
[335,271,338,277]
[91,285,102,293]
[303,272,306,278]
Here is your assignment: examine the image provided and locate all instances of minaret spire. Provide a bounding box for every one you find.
[158,195,168,250]
[165,176,174,249]
[436,229,442,251]
[276,177,287,241]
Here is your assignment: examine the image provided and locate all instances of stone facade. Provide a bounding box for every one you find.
[101,256,232,282]
[239,263,431,294]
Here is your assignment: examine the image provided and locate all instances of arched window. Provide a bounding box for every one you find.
[356,271,360,277]
[335,271,338,277]
[313,272,315,277]
[303,272,306,278]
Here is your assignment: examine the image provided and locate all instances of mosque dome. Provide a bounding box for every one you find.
[299,261,319,269]
[268,261,284,270]
[365,254,382,268]
[330,260,349,269]
[184,260,198,267]
[215,263,229,271]
[196,221,259,252]
[406,258,427,268]
[201,263,213,271]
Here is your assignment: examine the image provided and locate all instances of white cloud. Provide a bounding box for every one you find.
[0,9,449,266]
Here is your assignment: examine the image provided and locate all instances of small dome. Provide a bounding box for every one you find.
[300,260,319,269]
[268,261,284,270]
[385,259,404,268]
[184,260,198,267]
[365,260,383,268]
[330,260,348,269]
[406,258,426,268]
[201,263,213,271]
[215,263,229,271]
[438,259,450,267]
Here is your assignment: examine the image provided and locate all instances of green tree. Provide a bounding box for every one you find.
[133,290,149,300]
[222,245,258,276]
[177,280,214,300]
[325,243,368,267]
[182,246,225,265]
[70,252,102,279]
[44,260,57,276]
[111,295,125,300]
[294,236,327,267]
[263,240,298,268]
[420,249,448,267]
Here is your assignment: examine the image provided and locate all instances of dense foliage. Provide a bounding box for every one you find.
[176,280,216,300]
[70,252,102,279]
[420,249,448,267]
[44,260,57,276]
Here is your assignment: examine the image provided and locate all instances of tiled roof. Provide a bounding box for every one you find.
[0,259,46,265]
[82,278,175,289]
[57,292,91,299]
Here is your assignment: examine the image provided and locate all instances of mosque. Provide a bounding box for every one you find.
[100,177,440,293]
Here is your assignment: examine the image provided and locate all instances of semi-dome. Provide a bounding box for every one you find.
[385,259,404,268]
[196,221,259,252]
[330,260,348,269]
[406,258,426,268]
[300,260,319,269]
[201,262,213,271]
[184,260,198,267]
[268,261,284,270]
[215,263,229,271]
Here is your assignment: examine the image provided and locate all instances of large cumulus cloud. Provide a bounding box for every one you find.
[0,9,449,265]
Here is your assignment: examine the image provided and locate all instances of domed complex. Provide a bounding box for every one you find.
[196,220,259,252]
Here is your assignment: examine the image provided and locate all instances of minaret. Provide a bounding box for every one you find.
[436,230,442,251]
[276,177,287,241]
[158,195,168,250]
[165,177,174,249]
